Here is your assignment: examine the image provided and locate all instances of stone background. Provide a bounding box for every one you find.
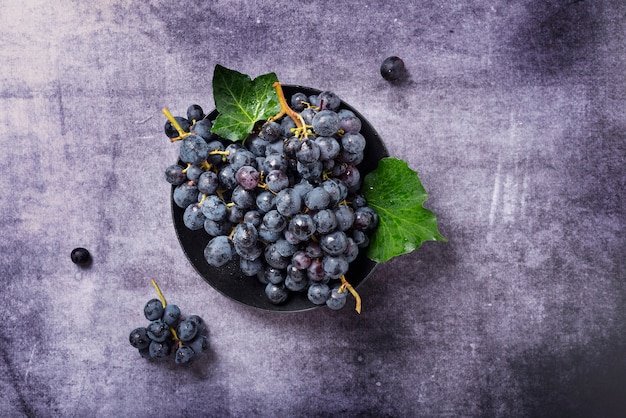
[1,0,625,416]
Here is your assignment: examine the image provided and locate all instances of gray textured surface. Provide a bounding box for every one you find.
[1,0,625,416]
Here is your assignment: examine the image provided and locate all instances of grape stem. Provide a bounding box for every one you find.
[338,275,362,314]
[150,279,180,342]
[162,108,191,142]
[271,82,307,137]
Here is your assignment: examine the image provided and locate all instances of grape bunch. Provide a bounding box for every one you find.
[129,280,210,364]
[163,85,378,311]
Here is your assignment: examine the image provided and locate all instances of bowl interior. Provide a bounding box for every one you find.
[171,85,389,312]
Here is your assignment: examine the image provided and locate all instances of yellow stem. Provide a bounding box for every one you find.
[339,275,362,314]
[272,82,306,132]
[150,279,180,341]
[162,108,191,141]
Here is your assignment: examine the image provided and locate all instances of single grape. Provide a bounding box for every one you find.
[341,132,366,154]
[201,195,227,221]
[265,283,289,304]
[149,340,171,359]
[322,178,348,206]
[129,327,150,350]
[296,160,323,181]
[176,319,198,342]
[352,229,370,248]
[318,91,341,111]
[291,250,312,270]
[265,169,290,192]
[255,190,276,213]
[322,255,349,279]
[288,213,316,242]
[290,92,308,112]
[227,204,246,224]
[308,283,330,305]
[264,243,291,269]
[197,171,219,195]
[232,222,258,248]
[313,209,337,234]
[179,134,209,165]
[218,165,238,190]
[263,153,287,173]
[229,149,256,171]
[146,320,171,342]
[275,188,302,217]
[260,121,282,142]
[231,185,256,209]
[191,119,213,141]
[280,116,297,137]
[187,334,210,354]
[274,238,297,258]
[285,275,308,292]
[204,235,233,267]
[307,258,326,282]
[311,109,340,137]
[240,257,264,276]
[262,209,287,232]
[173,181,199,209]
[326,286,348,310]
[320,231,348,256]
[185,315,206,335]
[70,247,91,265]
[315,136,341,161]
[183,203,206,230]
[162,304,181,327]
[264,266,286,284]
[353,206,379,231]
[343,237,359,263]
[300,107,317,125]
[175,345,196,365]
[380,56,406,81]
[204,219,232,237]
[243,210,262,227]
[246,135,268,157]
[334,205,355,231]
[186,104,204,122]
[165,164,187,185]
[304,187,331,210]
[144,299,163,321]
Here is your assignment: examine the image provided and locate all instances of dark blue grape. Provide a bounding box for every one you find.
[176,319,198,342]
[304,187,331,210]
[204,219,232,237]
[318,91,341,111]
[179,134,209,165]
[243,210,262,227]
[240,257,264,276]
[264,266,286,284]
[201,195,227,221]
[233,222,258,248]
[191,119,213,141]
[291,250,312,270]
[265,169,290,192]
[265,283,289,304]
[129,327,150,349]
[260,121,282,142]
[334,205,355,231]
[165,164,187,185]
[263,153,287,172]
[290,92,308,112]
[315,136,341,161]
[147,320,171,342]
[183,203,206,230]
[255,190,275,213]
[218,165,238,190]
[204,235,233,267]
[187,104,204,122]
[341,132,366,154]
[185,315,206,335]
[197,171,219,195]
[162,304,181,327]
[311,110,340,136]
[173,181,199,209]
[320,231,348,256]
[313,209,337,234]
[296,138,320,164]
[246,135,268,157]
[308,283,330,305]
[264,243,291,269]
[149,340,171,359]
[275,188,302,217]
[231,185,256,209]
[322,255,349,279]
[288,213,316,241]
[262,209,286,232]
[380,56,406,81]
[175,345,196,365]
[188,334,210,354]
[71,247,91,265]
[353,206,379,231]
[144,299,163,321]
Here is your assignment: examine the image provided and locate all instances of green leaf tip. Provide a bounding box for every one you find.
[363,157,447,263]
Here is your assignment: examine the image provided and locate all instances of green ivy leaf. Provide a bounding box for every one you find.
[210,65,281,142]
[363,157,447,263]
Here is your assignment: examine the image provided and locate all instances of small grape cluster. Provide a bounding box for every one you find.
[129,280,209,364]
[163,85,378,311]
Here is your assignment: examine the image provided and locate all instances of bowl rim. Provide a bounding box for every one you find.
[171,84,389,312]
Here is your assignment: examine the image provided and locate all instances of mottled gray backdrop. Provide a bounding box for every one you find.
[1,0,625,417]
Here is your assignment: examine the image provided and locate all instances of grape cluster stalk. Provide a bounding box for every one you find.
[162,84,379,312]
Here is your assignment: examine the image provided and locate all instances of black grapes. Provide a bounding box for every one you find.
[164,88,379,311]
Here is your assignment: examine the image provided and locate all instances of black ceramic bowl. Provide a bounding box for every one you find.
[172,85,389,312]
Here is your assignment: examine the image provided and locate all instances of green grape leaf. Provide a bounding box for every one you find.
[210,65,281,142]
[363,157,447,263]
